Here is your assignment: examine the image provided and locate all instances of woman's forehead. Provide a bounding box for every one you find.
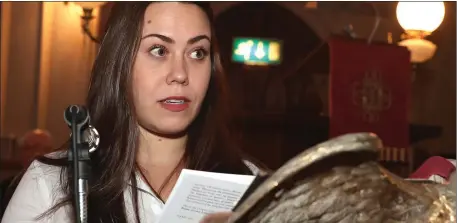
[142,2,211,39]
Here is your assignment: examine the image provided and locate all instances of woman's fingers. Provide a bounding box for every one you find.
[199,211,233,223]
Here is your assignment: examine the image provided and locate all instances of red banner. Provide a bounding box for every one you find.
[329,36,411,149]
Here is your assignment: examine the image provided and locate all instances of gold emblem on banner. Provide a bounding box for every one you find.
[352,70,392,123]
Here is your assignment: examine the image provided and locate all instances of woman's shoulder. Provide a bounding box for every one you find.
[1,152,66,222]
[28,151,67,178]
[15,151,66,193]
[32,155,64,175]
[15,151,65,191]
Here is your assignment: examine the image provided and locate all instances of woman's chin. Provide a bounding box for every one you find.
[141,123,189,138]
[138,117,194,138]
[154,128,188,138]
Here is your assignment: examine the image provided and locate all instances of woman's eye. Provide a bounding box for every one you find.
[149,45,167,57]
[190,49,208,60]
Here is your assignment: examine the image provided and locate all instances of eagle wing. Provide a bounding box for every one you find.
[230,133,455,223]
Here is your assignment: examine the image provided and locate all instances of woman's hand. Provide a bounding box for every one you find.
[199,211,233,223]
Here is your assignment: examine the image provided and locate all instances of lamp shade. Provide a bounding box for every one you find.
[396,2,445,33]
[398,38,437,63]
[74,2,106,9]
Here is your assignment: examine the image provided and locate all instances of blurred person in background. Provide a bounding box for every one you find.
[17,129,54,167]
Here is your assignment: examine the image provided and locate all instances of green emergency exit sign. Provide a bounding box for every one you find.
[232,37,282,65]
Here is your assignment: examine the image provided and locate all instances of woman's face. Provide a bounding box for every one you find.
[132,2,212,136]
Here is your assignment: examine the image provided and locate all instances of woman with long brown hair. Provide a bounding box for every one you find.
[2,2,262,222]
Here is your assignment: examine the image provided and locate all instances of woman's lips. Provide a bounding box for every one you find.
[158,96,190,112]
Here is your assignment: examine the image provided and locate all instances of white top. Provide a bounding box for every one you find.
[1,158,261,223]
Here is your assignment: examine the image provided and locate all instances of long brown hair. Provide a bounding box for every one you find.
[37,2,252,222]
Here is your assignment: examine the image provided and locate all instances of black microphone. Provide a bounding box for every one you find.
[64,105,90,136]
[64,105,99,152]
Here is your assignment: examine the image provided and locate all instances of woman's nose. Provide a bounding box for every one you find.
[166,56,189,86]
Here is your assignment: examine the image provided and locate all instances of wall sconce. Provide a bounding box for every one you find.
[396,2,445,63]
[73,2,106,44]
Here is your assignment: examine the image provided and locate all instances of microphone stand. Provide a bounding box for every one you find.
[66,106,91,223]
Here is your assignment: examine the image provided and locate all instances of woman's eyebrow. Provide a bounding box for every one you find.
[141,33,211,44]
